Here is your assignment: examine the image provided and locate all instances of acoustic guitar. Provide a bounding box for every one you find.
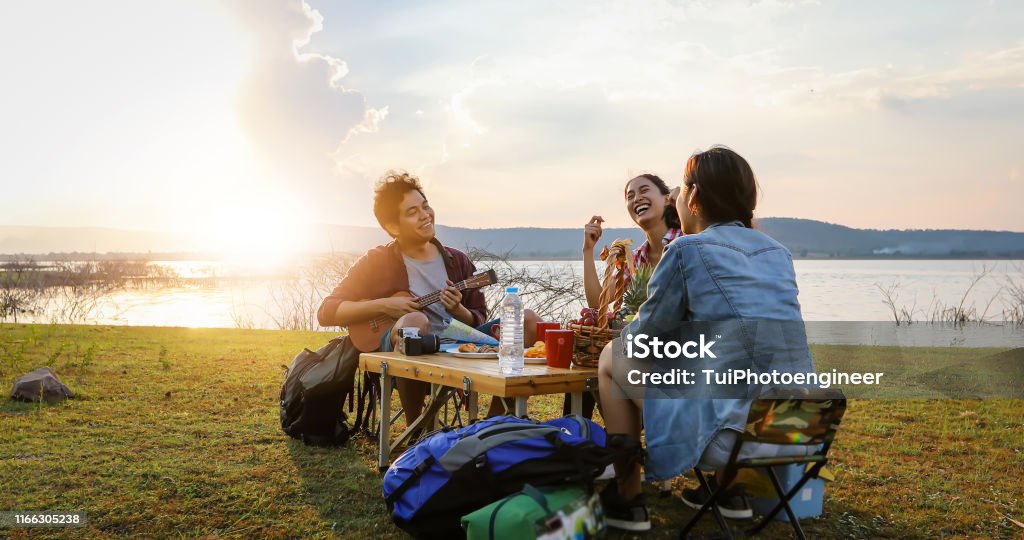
[348,269,498,352]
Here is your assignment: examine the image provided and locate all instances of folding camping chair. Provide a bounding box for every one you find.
[680,389,847,540]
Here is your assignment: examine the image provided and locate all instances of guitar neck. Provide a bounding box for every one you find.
[363,281,469,328]
[359,269,494,329]
[414,280,470,309]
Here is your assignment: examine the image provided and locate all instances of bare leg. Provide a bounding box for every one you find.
[390,312,430,424]
[598,341,643,500]
[523,309,540,346]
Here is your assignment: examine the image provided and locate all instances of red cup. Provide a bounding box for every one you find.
[544,330,574,369]
[535,322,560,342]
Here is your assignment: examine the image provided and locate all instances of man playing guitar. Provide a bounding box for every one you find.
[317,171,539,424]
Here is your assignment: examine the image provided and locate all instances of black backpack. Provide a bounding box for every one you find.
[280,336,368,446]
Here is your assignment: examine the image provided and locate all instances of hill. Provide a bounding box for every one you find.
[2,219,1024,259]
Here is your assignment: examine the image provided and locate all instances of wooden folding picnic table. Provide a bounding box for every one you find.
[359,351,598,470]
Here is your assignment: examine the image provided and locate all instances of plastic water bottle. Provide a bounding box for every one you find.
[498,287,524,375]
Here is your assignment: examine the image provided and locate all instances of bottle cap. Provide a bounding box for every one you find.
[505,287,519,293]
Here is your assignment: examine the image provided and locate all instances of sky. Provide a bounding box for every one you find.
[1,0,1022,254]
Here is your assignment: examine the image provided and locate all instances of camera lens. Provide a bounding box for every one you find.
[420,333,440,354]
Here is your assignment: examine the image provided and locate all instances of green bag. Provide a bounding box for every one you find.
[461,484,605,540]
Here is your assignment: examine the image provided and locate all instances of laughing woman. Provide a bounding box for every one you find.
[596,147,816,532]
[582,174,682,310]
[571,174,682,418]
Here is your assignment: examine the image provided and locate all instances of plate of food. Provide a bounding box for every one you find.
[523,341,548,364]
[450,343,499,358]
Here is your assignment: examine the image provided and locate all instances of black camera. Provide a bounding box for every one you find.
[396,327,440,356]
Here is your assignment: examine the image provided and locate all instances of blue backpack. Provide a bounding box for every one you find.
[382,415,635,538]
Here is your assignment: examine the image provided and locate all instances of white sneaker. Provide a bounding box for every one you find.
[595,465,646,482]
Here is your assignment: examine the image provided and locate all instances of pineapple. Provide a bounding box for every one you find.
[622,264,653,314]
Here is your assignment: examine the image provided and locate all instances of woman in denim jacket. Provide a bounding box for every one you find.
[598,147,816,531]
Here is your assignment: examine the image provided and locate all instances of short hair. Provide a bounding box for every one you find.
[373,170,427,233]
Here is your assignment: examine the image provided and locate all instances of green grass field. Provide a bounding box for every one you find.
[1,324,1022,538]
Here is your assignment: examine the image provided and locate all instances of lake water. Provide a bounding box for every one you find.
[7,259,1024,346]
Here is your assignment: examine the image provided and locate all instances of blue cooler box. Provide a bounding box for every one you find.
[746,464,825,522]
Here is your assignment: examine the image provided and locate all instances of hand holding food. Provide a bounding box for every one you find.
[600,238,634,264]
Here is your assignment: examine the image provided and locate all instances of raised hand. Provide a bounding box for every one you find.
[583,215,605,251]
[669,186,680,207]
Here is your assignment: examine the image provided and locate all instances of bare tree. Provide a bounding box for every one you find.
[267,254,354,331]
[0,257,45,323]
[468,248,585,323]
[875,281,914,325]
[0,256,183,324]
[1004,262,1024,326]
[927,265,995,325]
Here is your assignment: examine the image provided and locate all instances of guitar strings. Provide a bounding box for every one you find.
[411,280,471,307]
[367,279,475,325]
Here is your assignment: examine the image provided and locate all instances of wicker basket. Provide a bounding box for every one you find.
[568,323,620,368]
[570,241,630,368]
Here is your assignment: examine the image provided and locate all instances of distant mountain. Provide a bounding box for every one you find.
[425,219,1024,259]
[2,219,1024,259]
[757,218,1024,258]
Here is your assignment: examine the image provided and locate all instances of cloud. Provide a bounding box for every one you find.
[848,41,1022,113]
[2,0,1021,234]
[225,0,387,223]
[284,0,1024,230]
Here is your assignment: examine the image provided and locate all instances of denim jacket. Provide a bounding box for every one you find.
[624,221,814,479]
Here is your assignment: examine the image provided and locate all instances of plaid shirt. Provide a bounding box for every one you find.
[619,228,683,291]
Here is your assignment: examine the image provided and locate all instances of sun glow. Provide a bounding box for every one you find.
[198,209,308,260]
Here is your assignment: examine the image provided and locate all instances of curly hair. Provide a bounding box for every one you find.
[373,170,427,234]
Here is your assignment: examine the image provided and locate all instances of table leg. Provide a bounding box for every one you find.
[378,364,392,472]
[515,396,527,417]
[429,383,439,431]
[391,386,453,458]
[570,392,583,416]
[467,391,478,422]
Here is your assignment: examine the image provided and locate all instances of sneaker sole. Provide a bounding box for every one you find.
[596,465,615,481]
[605,516,652,532]
[681,495,753,520]
[594,466,646,482]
